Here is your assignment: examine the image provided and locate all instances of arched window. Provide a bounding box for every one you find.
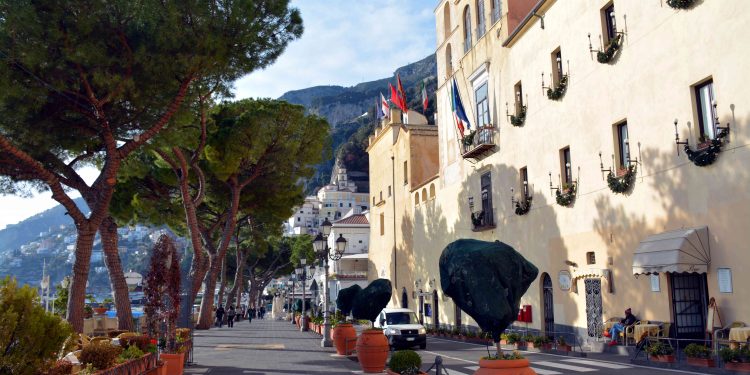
[445,44,453,77]
[491,0,502,24]
[463,6,472,53]
[476,0,486,37]
[443,3,451,39]
[415,192,420,206]
[421,188,427,202]
[429,184,436,198]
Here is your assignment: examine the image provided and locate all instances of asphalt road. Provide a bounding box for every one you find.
[415,337,711,375]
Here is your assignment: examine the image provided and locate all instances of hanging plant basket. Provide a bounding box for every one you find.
[667,0,695,9]
[556,184,576,207]
[510,106,527,126]
[547,75,568,101]
[514,197,532,215]
[462,130,476,147]
[684,128,729,167]
[597,34,623,64]
[607,164,636,194]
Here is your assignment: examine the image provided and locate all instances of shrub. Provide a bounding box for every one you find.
[532,335,550,346]
[80,341,123,370]
[646,341,674,356]
[720,346,750,363]
[118,345,145,362]
[176,328,191,341]
[684,343,712,359]
[506,333,522,344]
[45,360,73,375]
[388,349,422,374]
[0,277,74,375]
[482,350,524,360]
[119,335,151,352]
[556,336,567,346]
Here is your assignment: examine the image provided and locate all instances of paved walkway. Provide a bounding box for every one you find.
[186,318,361,375]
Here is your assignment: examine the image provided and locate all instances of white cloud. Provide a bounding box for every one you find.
[233,0,437,99]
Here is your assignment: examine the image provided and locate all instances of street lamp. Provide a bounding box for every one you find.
[296,259,314,331]
[288,275,296,324]
[312,218,348,347]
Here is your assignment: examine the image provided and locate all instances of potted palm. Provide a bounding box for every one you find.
[333,285,361,355]
[646,341,675,363]
[684,343,715,368]
[387,350,427,375]
[352,279,392,373]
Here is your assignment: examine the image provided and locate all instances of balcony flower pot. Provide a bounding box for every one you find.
[356,329,389,373]
[475,358,535,375]
[686,357,715,368]
[333,323,357,355]
[160,352,185,375]
[725,362,750,372]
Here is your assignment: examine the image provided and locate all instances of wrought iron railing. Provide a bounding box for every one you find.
[461,125,496,157]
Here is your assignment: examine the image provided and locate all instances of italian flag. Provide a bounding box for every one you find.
[421,81,428,113]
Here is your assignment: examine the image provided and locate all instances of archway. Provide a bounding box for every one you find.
[541,273,554,337]
[432,290,440,327]
[401,287,409,309]
[418,289,424,324]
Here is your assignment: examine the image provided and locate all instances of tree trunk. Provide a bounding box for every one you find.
[225,250,245,309]
[100,217,134,331]
[66,228,97,333]
[196,253,220,329]
[217,255,227,307]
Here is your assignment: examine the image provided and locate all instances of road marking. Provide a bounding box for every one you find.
[446,369,473,375]
[562,358,631,369]
[529,368,563,375]
[533,361,597,372]
[422,350,476,364]
[466,366,479,370]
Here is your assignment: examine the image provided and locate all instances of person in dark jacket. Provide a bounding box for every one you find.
[608,308,638,346]
[216,305,225,328]
[247,306,254,324]
[227,305,236,327]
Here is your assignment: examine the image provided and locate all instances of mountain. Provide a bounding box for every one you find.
[0,197,89,254]
[279,54,437,193]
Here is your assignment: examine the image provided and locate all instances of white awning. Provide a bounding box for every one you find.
[632,226,710,275]
[340,253,368,260]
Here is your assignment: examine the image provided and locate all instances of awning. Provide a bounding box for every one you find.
[632,226,710,275]
[340,253,368,260]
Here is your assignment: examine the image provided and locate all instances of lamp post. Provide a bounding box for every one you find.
[313,218,348,347]
[296,259,314,331]
[289,274,297,324]
[286,279,294,322]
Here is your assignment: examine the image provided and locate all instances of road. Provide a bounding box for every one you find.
[415,337,709,375]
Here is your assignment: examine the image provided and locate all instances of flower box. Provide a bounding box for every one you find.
[557,344,572,352]
[725,362,750,372]
[686,357,715,368]
[616,168,628,177]
[649,354,676,363]
[696,141,712,150]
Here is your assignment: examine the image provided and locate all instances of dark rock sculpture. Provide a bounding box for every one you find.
[336,284,362,316]
[352,278,392,324]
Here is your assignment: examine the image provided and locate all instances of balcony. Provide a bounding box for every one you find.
[331,271,367,280]
[470,208,495,232]
[461,125,497,161]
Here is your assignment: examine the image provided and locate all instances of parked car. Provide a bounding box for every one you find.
[374,308,427,349]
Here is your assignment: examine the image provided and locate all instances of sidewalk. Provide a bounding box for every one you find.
[186,318,361,374]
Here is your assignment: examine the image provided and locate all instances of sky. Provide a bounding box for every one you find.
[0,1,437,230]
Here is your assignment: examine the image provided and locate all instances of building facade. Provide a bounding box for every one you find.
[389,0,749,346]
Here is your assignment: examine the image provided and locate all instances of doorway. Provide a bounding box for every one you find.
[418,290,424,324]
[670,273,708,340]
[454,302,462,329]
[401,287,408,309]
[542,273,554,337]
[432,290,440,327]
[584,278,603,338]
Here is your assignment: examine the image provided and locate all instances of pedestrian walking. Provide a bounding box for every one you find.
[227,305,236,328]
[260,306,266,319]
[216,305,225,328]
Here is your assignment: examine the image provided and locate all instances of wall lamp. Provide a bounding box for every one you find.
[674,100,730,156]
[511,183,533,215]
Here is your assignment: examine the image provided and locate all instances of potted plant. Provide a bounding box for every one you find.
[506,333,526,350]
[462,130,476,148]
[499,333,508,345]
[439,239,539,375]
[720,346,750,372]
[387,349,427,375]
[556,336,572,352]
[352,279,392,373]
[79,341,123,372]
[333,285,361,355]
[646,341,676,363]
[531,335,552,351]
[684,343,715,368]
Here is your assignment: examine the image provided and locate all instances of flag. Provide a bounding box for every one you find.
[389,83,406,112]
[379,92,390,119]
[376,97,384,120]
[421,81,428,113]
[451,78,471,137]
[397,73,408,111]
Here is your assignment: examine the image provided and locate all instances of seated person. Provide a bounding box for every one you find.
[608,308,637,346]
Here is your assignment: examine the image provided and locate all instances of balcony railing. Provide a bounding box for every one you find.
[461,124,496,160]
[331,271,367,280]
[470,208,495,232]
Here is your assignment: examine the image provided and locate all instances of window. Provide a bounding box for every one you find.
[339,202,343,207]
[491,0,501,24]
[372,196,376,205]
[429,184,436,198]
[520,167,529,197]
[551,48,563,86]
[514,81,524,114]
[463,6,472,53]
[421,188,427,202]
[388,185,392,197]
[379,191,383,201]
[587,252,596,265]
[415,192,420,206]
[561,147,572,185]
[445,44,453,77]
[443,3,451,39]
[480,172,494,226]
[297,217,301,222]
[615,122,629,169]
[348,203,352,207]
[403,161,408,185]
[695,79,716,140]
[476,0,486,38]
[603,3,617,43]
[379,213,385,236]
[475,82,489,127]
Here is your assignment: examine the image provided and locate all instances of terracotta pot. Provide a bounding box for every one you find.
[333,324,357,355]
[514,343,527,350]
[686,357,715,367]
[386,370,428,375]
[474,358,536,375]
[725,362,750,372]
[649,354,675,363]
[161,352,185,375]
[499,340,507,345]
[145,364,167,375]
[356,329,389,373]
[93,307,108,315]
[557,344,572,352]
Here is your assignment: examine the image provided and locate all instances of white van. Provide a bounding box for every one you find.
[374,308,427,349]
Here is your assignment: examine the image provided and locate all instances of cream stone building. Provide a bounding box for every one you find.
[370,0,750,347]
